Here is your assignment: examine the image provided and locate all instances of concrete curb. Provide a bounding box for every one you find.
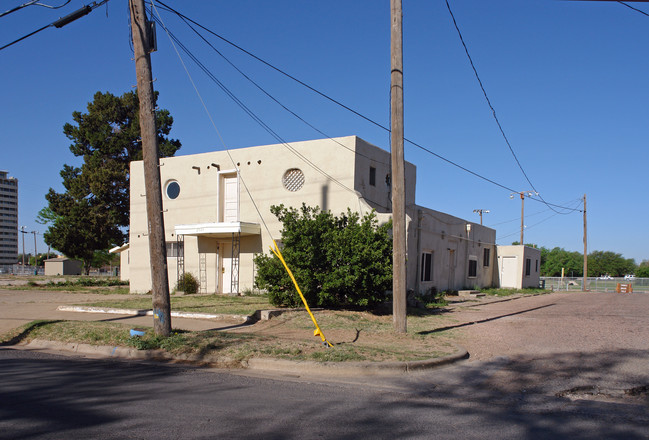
[245,345,469,376]
[16,339,469,376]
[56,305,252,323]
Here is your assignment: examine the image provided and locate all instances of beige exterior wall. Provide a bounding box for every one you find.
[496,245,541,289]
[126,135,497,295]
[128,136,417,294]
[44,258,82,276]
[414,208,497,293]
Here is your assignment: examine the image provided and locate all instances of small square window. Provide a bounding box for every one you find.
[369,166,376,186]
[166,241,184,258]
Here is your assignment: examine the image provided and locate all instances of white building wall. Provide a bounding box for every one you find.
[414,208,497,293]
[126,135,498,296]
[496,245,541,289]
[129,136,411,294]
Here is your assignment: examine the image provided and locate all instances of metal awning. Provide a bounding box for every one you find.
[174,222,261,238]
[109,243,129,254]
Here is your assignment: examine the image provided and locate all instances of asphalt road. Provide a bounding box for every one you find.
[1,290,648,439]
[1,348,648,440]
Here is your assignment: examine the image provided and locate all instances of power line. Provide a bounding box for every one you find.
[149,11,359,200]
[0,0,71,19]
[167,8,389,167]
[152,1,583,214]
[444,0,573,215]
[618,1,649,17]
[0,0,109,51]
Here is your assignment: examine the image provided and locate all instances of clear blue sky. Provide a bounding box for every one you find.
[2,0,647,264]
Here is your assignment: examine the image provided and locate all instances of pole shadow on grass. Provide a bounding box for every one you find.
[0,320,65,346]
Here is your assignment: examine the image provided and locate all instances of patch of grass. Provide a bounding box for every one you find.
[84,294,272,316]
[480,287,549,297]
[4,277,130,294]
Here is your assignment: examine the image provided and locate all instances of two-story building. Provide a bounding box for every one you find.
[118,136,498,295]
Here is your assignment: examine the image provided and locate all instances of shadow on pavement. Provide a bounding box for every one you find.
[418,303,556,335]
[1,346,648,439]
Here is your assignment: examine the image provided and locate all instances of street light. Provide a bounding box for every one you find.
[510,191,538,246]
[473,209,490,225]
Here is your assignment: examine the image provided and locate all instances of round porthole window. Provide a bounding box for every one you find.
[165,180,180,199]
[282,168,305,192]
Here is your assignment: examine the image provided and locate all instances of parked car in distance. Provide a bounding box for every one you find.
[598,275,613,280]
[624,274,636,281]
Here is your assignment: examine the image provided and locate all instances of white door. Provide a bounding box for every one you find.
[447,249,456,291]
[223,176,239,222]
[501,256,518,288]
[221,256,232,294]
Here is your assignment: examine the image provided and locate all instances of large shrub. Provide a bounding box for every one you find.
[254,204,392,308]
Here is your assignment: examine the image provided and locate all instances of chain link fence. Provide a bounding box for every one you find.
[541,277,649,293]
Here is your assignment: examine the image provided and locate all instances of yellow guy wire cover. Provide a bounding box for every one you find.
[270,240,333,348]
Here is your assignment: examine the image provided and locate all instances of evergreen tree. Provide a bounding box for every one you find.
[42,91,181,272]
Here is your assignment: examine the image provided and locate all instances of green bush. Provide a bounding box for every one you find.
[176,272,199,294]
[254,204,392,309]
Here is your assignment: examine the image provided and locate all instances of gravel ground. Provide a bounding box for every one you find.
[449,291,649,403]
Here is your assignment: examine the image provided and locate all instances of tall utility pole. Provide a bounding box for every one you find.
[519,193,525,245]
[129,0,172,336]
[511,191,537,246]
[391,0,407,333]
[583,194,588,291]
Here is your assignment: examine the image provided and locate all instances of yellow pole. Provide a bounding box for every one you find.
[270,240,333,347]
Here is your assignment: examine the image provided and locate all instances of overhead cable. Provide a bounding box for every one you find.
[444,0,575,214]
[152,0,582,214]
[149,12,358,198]
[0,0,109,51]
[618,1,649,17]
[1,0,71,18]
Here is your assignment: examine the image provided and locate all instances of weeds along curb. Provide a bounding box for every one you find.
[245,344,469,376]
[19,339,241,368]
[16,339,469,376]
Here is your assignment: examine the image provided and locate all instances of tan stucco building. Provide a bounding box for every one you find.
[44,257,82,276]
[121,136,499,295]
[496,245,541,289]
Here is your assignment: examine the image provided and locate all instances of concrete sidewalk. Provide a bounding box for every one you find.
[0,289,247,334]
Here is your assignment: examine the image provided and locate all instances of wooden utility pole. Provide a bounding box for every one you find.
[391,0,407,333]
[129,0,172,336]
[519,192,525,246]
[583,194,588,291]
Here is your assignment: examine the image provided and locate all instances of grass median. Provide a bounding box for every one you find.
[0,303,460,365]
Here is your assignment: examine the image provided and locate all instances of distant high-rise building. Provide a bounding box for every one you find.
[0,171,18,267]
